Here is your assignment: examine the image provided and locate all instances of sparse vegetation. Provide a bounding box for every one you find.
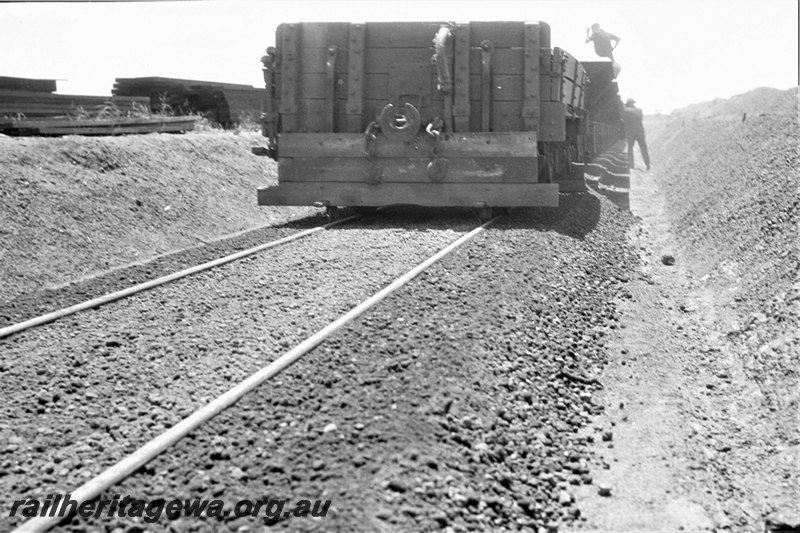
[232,112,261,134]
[37,94,260,131]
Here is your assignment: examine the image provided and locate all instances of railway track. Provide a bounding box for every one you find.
[4,193,637,533]
[0,214,363,340]
[3,208,497,532]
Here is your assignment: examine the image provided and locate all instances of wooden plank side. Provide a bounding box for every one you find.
[364,74,389,105]
[279,157,537,183]
[539,75,559,102]
[539,101,566,141]
[302,99,450,132]
[562,76,574,105]
[283,100,524,134]
[298,99,348,132]
[576,68,587,109]
[298,22,350,49]
[364,22,448,48]
[469,21,525,48]
[468,74,523,102]
[303,47,520,75]
[278,132,537,158]
[279,133,363,157]
[364,48,435,74]
[297,47,431,75]
[352,21,530,49]
[306,48,520,76]
[297,73,387,101]
[550,48,564,102]
[561,52,580,82]
[468,101,523,132]
[361,98,446,128]
[299,47,351,74]
[469,48,523,75]
[259,181,558,207]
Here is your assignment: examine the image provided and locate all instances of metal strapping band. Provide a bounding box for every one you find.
[480,40,494,131]
[346,23,365,132]
[325,45,338,131]
[452,24,471,132]
[279,23,300,132]
[522,23,540,132]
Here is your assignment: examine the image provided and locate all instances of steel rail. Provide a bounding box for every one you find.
[0,214,360,340]
[13,214,500,533]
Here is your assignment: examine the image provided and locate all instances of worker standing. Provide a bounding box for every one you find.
[622,97,650,170]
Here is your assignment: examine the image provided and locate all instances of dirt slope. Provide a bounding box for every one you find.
[668,87,795,120]
[649,88,798,431]
[0,130,312,304]
[577,87,799,532]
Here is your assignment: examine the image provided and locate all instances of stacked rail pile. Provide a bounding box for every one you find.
[113,77,265,127]
[0,76,57,93]
[0,116,197,136]
[0,76,150,119]
[0,90,151,119]
[0,76,194,136]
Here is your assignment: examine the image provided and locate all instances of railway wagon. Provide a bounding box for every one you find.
[252,21,621,214]
[581,61,624,149]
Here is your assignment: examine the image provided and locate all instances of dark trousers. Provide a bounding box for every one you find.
[627,134,650,169]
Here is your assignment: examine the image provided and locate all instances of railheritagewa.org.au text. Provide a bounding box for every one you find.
[9,493,331,524]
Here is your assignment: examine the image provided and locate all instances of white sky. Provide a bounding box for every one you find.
[1,0,798,113]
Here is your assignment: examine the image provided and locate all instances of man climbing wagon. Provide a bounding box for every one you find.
[586,23,622,78]
[586,23,620,62]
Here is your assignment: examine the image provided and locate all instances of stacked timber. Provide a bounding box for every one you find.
[113,77,265,127]
[0,116,196,136]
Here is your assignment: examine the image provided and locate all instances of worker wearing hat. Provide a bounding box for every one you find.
[622,97,650,170]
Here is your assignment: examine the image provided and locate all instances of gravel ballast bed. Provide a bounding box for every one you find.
[0,213,329,328]
[34,194,638,532]
[1,208,481,532]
